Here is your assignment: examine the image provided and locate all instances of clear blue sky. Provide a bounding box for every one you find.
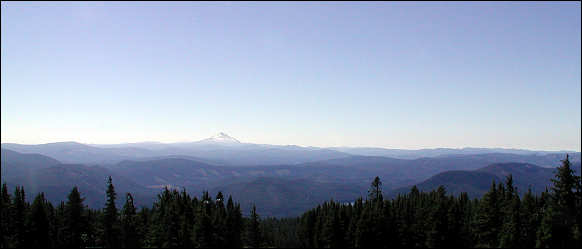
[1,1,580,151]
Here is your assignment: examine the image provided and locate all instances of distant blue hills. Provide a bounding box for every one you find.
[2,133,579,166]
[1,136,580,217]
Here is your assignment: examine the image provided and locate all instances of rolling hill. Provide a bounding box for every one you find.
[2,145,580,217]
[1,149,156,208]
[388,162,581,199]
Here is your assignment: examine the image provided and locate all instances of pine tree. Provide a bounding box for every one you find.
[162,201,180,248]
[498,175,522,248]
[499,194,521,248]
[549,154,578,247]
[177,189,194,248]
[11,186,27,248]
[354,205,374,248]
[298,211,317,248]
[381,199,398,247]
[321,209,341,248]
[64,186,86,248]
[246,204,262,248]
[552,155,577,213]
[213,191,227,248]
[136,207,152,248]
[1,183,12,248]
[446,199,469,247]
[103,176,120,248]
[44,201,58,248]
[368,176,383,202]
[146,188,170,247]
[120,193,139,248]
[146,187,183,248]
[225,196,243,248]
[53,201,67,248]
[474,181,501,247]
[84,208,100,248]
[193,197,213,248]
[520,188,539,248]
[27,192,51,248]
[456,192,474,247]
[536,203,556,248]
[425,186,449,248]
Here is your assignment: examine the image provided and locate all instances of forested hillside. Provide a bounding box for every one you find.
[1,155,580,248]
[4,148,578,218]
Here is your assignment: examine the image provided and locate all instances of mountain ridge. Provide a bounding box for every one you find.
[388,161,581,199]
[3,138,579,166]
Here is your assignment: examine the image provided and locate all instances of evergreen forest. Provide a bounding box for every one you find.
[1,155,580,248]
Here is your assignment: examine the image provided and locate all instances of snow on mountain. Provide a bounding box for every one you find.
[197,132,241,144]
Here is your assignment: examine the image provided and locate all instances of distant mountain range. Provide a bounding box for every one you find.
[330,146,580,159]
[2,137,580,217]
[2,133,579,166]
[1,133,350,166]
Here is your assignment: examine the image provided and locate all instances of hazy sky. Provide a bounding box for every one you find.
[1,1,580,150]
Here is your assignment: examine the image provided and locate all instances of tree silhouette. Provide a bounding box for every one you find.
[368,176,383,202]
[103,176,120,248]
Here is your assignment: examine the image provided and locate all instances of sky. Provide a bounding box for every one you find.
[1,1,580,151]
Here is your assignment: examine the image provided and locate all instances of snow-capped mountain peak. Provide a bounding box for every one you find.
[199,132,241,144]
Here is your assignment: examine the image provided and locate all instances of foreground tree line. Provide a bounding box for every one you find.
[288,155,581,248]
[1,155,580,248]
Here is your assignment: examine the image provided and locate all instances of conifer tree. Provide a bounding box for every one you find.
[225,196,243,248]
[84,208,100,247]
[354,205,375,248]
[246,204,262,248]
[64,186,86,248]
[425,186,449,248]
[381,199,398,247]
[520,188,539,248]
[53,201,67,248]
[121,193,139,248]
[11,186,27,248]
[193,200,213,248]
[162,201,180,248]
[213,191,227,248]
[499,194,521,248]
[499,175,522,248]
[27,193,51,248]
[298,210,317,248]
[137,207,152,248]
[549,154,578,247]
[43,200,58,248]
[552,155,577,213]
[536,203,556,248]
[1,183,12,248]
[321,209,341,248]
[368,176,383,202]
[147,187,171,247]
[103,176,120,248]
[446,199,469,247]
[178,189,194,248]
[474,181,501,247]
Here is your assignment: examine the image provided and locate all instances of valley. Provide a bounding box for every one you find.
[2,134,580,217]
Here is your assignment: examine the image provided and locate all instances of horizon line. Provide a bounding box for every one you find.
[1,139,580,153]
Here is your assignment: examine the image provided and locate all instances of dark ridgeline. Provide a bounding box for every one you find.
[0,155,580,248]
